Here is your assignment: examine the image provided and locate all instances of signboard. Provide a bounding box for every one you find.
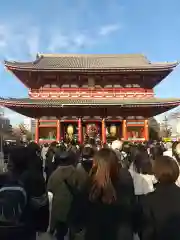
[163,137,177,142]
[127,121,145,125]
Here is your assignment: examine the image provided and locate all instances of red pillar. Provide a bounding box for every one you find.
[102,118,106,144]
[35,119,39,143]
[144,119,149,141]
[56,120,61,142]
[122,120,127,140]
[78,118,82,144]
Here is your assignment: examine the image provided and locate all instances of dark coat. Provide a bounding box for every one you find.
[0,169,48,238]
[45,149,56,181]
[139,183,180,240]
[20,168,49,233]
[84,168,135,240]
[47,165,88,230]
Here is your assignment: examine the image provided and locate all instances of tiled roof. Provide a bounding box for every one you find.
[4,54,178,71]
[0,97,180,107]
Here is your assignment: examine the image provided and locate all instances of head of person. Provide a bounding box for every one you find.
[44,143,49,148]
[89,148,120,204]
[82,146,94,160]
[80,146,95,173]
[27,141,41,155]
[8,146,28,174]
[150,145,164,160]
[153,156,179,184]
[122,142,131,154]
[137,143,147,153]
[26,142,43,170]
[132,150,153,175]
[58,142,66,152]
[54,150,77,167]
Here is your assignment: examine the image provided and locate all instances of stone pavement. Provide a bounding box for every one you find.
[37,233,140,240]
[0,153,6,173]
[37,233,54,240]
[37,233,67,239]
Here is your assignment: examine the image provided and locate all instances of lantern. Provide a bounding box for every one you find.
[110,125,117,137]
[67,125,74,140]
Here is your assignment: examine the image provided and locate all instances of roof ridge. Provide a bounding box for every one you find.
[38,53,146,58]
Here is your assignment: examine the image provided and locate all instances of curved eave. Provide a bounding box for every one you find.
[0,98,180,108]
[4,61,179,72]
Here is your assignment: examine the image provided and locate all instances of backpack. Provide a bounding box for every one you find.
[0,182,27,226]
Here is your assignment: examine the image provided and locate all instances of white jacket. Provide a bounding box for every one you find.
[129,165,156,195]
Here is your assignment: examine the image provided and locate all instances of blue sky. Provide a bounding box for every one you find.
[0,0,180,125]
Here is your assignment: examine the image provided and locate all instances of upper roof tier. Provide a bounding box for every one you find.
[4,53,178,71]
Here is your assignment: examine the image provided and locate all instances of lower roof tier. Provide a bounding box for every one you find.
[0,97,179,118]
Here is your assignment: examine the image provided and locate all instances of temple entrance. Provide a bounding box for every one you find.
[82,121,101,144]
[36,118,148,144]
[62,122,78,142]
[106,121,123,142]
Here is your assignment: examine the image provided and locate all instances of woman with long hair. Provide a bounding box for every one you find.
[129,147,156,195]
[85,148,135,240]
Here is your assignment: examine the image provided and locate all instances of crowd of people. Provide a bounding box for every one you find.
[0,139,180,240]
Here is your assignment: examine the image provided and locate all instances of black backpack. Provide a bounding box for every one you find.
[0,182,27,226]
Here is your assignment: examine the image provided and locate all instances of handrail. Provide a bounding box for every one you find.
[30,87,153,93]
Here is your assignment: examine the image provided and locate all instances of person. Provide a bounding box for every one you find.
[139,155,180,240]
[163,141,173,157]
[129,148,156,195]
[150,145,163,160]
[171,142,180,187]
[77,145,94,175]
[0,146,35,239]
[41,143,49,169]
[172,141,180,161]
[45,141,58,182]
[111,140,127,167]
[47,150,87,240]
[84,148,135,240]
[22,142,49,234]
[3,141,10,164]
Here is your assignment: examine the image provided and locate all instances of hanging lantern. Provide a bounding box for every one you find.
[67,125,74,135]
[110,125,117,137]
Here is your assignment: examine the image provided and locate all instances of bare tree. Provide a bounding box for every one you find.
[12,123,33,141]
[159,116,172,138]
[148,117,160,140]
